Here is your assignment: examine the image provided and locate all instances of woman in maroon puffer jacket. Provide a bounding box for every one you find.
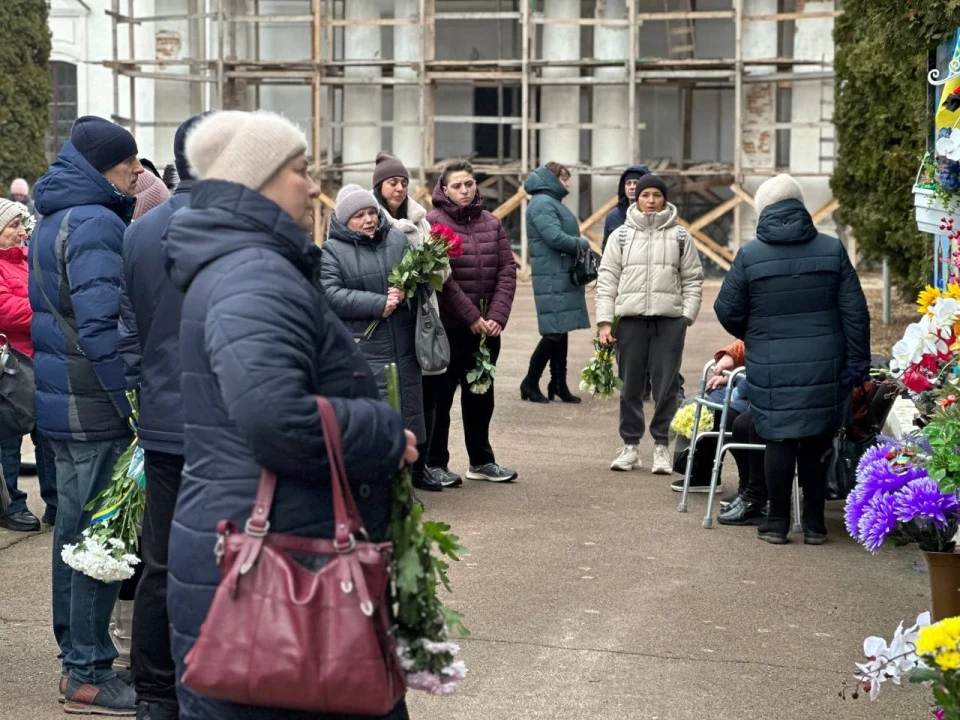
[425,160,518,485]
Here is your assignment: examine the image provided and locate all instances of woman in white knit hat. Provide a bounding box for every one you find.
[162,110,415,720]
[0,199,57,534]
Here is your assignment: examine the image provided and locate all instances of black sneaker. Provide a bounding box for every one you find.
[670,476,722,494]
[430,467,463,487]
[756,521,789,545]
[0,509,41,532]
[137,700,179,720]
[64,675,136,716]
[803,525,828,546]
[718,491,739,510]
[466,463,518,483]
[412,469,443,492]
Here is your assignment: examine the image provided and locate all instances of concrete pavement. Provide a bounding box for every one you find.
[1,281,926,719]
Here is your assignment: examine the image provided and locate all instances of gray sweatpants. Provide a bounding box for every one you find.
[617,315,686,445]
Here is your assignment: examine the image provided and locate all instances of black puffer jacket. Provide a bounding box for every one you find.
[162,180,408,720]
[320,213,426,443]
[714,198,870,440]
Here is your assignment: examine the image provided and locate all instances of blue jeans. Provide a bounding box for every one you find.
[1,431,58,517]
[50,436,131,684]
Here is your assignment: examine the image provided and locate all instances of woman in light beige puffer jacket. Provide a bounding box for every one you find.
[595,174,704,477]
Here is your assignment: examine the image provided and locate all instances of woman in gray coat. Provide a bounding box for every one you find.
[521,162,591,403]
[320,184,431,488]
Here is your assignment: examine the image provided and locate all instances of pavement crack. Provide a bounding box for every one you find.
[461,635,845,676]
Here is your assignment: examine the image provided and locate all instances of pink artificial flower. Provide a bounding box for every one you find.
[405,671,459,696]
[932,709,945,720]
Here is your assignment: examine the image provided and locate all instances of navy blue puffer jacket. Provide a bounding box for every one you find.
[29,141,134,440]
[320,213,426,443]
[714,199,870,440]
[162,180,408,720]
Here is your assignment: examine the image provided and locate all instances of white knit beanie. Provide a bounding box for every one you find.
[754,173,805,215]
[335,184,379,224]
[185,110,307,191]
[0,199,23,232]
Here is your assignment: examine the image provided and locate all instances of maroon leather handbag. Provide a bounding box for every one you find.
[181,397,405,714]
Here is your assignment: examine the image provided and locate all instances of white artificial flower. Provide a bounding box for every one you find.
[891,321,929,374]
[938,128,960,161]
[854,612,931,700]
[420,640,460,655]
[930,298,960,334]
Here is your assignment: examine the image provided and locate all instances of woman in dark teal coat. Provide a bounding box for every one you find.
[521,163,591,404]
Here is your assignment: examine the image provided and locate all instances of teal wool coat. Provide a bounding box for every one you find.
[524,166,591,336]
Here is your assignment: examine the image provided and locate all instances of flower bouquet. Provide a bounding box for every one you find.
[847,611,960,720]
[61,391,145,582]
[579,317,623,400]
[844,437,960,555]
[385,365,468,694]
[670,402,714,440]
[365,223,463,338]
[890,286,960,395]
[467,300,496,395]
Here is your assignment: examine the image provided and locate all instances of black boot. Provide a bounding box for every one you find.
[547,335,581,403]
[521,338,551,403]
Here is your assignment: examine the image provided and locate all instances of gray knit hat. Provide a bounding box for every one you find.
[335,184,379,224]
[754,173,804,215]
[185,110,307,191]
[0,199,23,232]
[372,152,409,188]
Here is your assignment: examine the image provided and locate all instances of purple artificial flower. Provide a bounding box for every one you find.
[855,443,926,496]
[858,493,899,554]
[894,478,960,529]
[845,485,871,541]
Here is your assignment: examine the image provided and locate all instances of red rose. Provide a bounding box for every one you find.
[903,366,935,393]
[447,235,463,258]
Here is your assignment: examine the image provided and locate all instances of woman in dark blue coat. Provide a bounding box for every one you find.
[714,174,870,546]
[162,111,415,720]
[521,163,591,404]
[320,184,436,491]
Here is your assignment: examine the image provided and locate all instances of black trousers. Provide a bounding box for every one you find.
[764,434,833,533]
[131,450,183,709]
[413,375,438,479]
[729,409,767,505]
[428,328,501,469]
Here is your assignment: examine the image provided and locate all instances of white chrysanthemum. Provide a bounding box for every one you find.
[61,531,140,583]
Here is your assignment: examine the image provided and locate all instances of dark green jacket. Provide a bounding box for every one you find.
[523,166,591,336]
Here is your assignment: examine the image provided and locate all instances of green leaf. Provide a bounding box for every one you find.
[908,668,941,683]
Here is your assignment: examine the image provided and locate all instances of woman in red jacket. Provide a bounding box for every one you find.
[0,199,57,532]
[426,160,519,485]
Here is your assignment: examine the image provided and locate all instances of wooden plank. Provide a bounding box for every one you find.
[730,184,756,208]
[677,218,734,266]
[493,189,528,220]
[812,197,839,224]
[743,10,841,22]
[318,192,336,209]
[579,195,619,234]
[689,196,742,233]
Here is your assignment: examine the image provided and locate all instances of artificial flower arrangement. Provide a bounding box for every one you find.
[365,223,463,338]
[847,611,960,720]
[920,145,960,212]
[579,317,623,400]
[844,435,960,555]
[670,402,715,440]
[61,391,145,582]
[385,365,468,694]
[467,299,496,395]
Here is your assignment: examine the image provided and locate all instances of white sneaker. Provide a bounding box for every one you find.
[651,444,673,475]
[610,445,642,472]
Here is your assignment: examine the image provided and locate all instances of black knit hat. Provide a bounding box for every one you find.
[373,152,409,187]
[70,116,138,173]
[635,173,668,201]
[174,112,211,181]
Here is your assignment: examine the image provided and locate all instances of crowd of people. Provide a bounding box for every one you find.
[0,107,871,718]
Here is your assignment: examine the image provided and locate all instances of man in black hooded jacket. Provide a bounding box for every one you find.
[602,164,649,251]
[117,113,206,720]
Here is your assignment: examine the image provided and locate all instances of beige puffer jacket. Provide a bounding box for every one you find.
[596,202,704,325]
[382,195,451,375]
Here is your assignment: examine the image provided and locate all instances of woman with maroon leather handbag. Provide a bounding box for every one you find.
[162,110,417,720]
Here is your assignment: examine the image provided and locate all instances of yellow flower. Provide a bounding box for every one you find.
[918,285,944,314]
[936,650,960,670]
[670,404,714,440]
[917,617,960,658]
[947,283,960,302]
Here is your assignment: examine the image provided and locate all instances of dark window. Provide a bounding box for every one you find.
[47,62,78,161]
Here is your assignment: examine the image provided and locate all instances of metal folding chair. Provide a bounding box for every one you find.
[677,360,802,532]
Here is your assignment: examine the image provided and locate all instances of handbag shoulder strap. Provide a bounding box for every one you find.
[245,397,366,547]
[31,210,83,355]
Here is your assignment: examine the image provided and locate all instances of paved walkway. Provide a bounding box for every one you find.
[1,282,926,719]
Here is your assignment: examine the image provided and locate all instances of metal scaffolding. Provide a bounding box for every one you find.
[105,0,840,270]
